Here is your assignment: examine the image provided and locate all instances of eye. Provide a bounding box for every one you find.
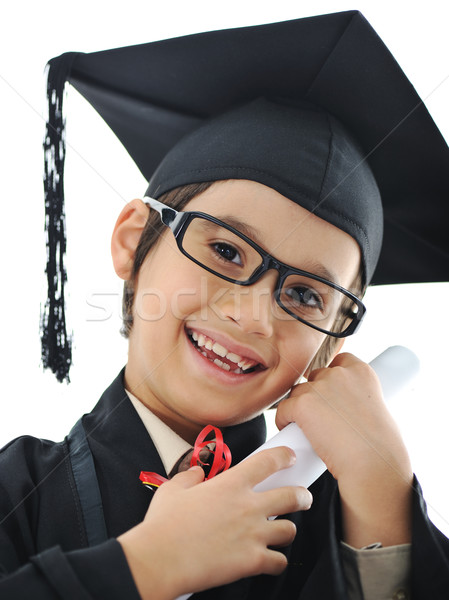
[284,286,324,311]
[212,242,243,265]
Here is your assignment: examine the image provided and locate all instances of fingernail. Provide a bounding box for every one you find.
[288,448,297,465]
[188,465,203,472]
[305,490,313,508]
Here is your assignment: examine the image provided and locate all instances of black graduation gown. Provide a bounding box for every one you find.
[1,370,448,599]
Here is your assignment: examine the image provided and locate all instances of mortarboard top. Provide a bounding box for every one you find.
[43,10,449,382]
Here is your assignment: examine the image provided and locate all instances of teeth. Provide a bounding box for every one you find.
[212,342,227,357]
[189,330,261,372]
[238,359,256,371]
[213,358,232,372]
[226,352,242,364]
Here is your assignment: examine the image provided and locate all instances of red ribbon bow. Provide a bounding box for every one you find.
[140,424,232,491]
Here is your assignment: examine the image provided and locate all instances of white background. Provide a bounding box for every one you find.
[0,1,448,536]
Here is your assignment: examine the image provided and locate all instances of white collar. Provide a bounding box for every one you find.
[126,389,192,476]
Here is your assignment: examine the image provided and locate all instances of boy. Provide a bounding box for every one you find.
[1,10,449,600]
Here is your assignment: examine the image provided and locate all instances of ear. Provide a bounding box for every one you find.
[111,199,149,280]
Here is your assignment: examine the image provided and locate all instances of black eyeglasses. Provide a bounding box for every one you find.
[144,197,366,337]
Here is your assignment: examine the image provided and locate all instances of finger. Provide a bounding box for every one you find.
[260,548,289,576]
[265,518,297,548]
[305,366,326,382]
[261,486,313,517]
[233,446,296,488]
[327,351,359,368]
[168,466,205,489]
[274,386,312,431]
[306,352,361,382]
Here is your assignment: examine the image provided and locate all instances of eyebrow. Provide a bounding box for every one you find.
[203,215,339,285]
[299,262,339,286]
[213,215,266,247]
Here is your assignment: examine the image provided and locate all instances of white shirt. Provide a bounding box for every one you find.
[126,389,191,476]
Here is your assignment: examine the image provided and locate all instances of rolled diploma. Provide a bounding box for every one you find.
[176,345,419,599]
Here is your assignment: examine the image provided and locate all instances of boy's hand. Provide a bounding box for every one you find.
[275,352,413,548]
[119,446,312,600]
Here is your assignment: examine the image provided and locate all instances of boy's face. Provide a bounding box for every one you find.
[123,180,361,442]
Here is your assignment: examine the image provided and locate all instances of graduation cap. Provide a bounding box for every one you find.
[43,10,449,382]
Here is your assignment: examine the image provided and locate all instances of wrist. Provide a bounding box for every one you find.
[118,524,180,600]
[339,466,413,548]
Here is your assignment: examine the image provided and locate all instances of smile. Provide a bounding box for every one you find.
[186,329,265,375]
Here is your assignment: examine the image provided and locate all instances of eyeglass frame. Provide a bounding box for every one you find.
[144,196,366,338]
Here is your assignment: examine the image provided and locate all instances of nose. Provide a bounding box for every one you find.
[212,271,278,337]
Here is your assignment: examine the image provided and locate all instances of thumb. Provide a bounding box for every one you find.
[169,465,205,489]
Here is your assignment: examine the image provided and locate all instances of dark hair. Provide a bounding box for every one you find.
[307,268,365,371]
[121,182,365,370]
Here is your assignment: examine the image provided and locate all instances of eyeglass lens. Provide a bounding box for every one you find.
[181,216,358,334]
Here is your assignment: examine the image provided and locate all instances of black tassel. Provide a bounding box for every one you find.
[41,52,78,383]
